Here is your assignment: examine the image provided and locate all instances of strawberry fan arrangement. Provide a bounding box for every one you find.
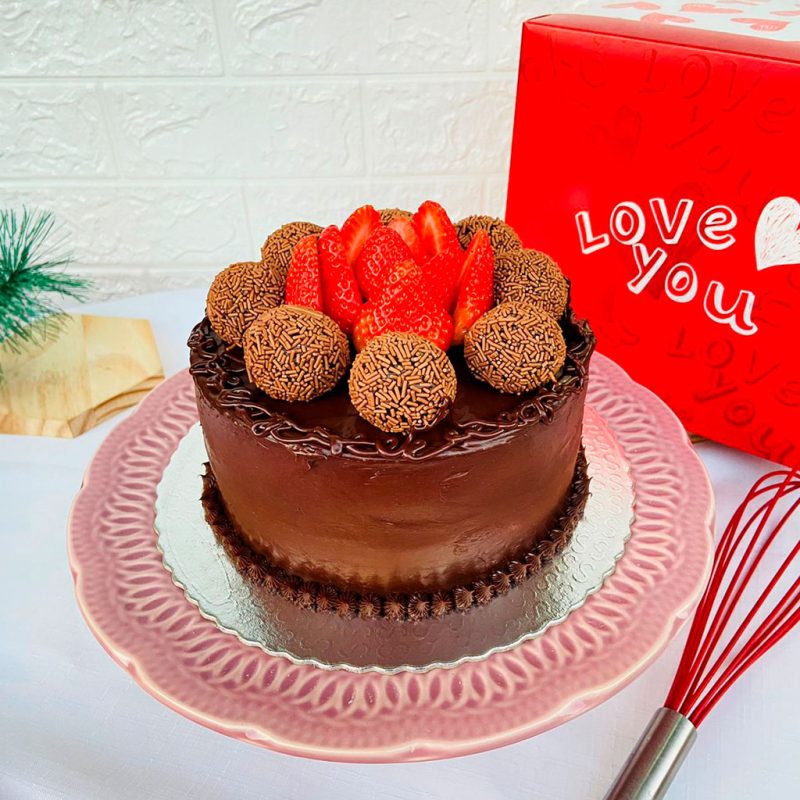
[206,201,571,434]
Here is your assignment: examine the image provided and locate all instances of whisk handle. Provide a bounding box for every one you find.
[604,707,697,800]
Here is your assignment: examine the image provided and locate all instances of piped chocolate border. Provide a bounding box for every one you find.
[188,310,595,461]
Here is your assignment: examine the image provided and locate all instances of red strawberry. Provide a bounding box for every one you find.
[341,205,381,265]
[352,305,384,352]
[354,225,414,299]
[353,260,453,352]
[423,247,463,311]
[318,225,362,335]
[284,234,322,311]
[453,229,494,345]
[412,200,460,259]
[377,259,431,307]
[353,262,420,349]
[407,303,454,351]
[388,216,425,263]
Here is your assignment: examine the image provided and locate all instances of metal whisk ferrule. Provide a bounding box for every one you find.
[604,708,696,800]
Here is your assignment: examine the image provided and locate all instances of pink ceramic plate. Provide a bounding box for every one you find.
[68,355,714,763]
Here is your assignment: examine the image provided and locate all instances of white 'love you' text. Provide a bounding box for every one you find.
[575,198,758,336]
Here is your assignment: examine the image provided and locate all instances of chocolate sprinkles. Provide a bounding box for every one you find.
[206,260,284,346]
[260,221,322,281]
[464,302,567,395]
[494,248,569,319]
[349,332,457,434]
[456,214,523,254]
[378,207,412,225]
[243,305,350,402]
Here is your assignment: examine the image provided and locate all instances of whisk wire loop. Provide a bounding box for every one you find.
[665,468,800,726]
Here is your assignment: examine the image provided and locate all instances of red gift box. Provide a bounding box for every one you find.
[507,3,800,467]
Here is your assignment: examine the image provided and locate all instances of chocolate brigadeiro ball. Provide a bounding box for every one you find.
[206,260,284,346]
[378,207,412,225]
[349,332,457,434]
[456,215,522,254]
[494,248,568,319]
[243,305,350,402]
[464,301,566,395]
[260,221,322,281]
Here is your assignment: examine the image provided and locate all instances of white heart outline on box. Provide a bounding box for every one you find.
[755,196,800,271]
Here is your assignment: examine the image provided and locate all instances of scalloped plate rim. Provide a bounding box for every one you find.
[67,352,715,763]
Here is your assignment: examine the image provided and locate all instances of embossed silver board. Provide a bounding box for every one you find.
[156,409,634,674]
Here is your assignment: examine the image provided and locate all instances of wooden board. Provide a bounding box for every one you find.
[0,314,163,438]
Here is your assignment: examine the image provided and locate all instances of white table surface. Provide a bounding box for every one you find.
[1,290,798,800]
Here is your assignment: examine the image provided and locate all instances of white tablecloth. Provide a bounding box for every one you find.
[1,290,798,800]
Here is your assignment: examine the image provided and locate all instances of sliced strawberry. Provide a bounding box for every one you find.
[388,216,425,263]
[423,247,463,311]
[406,303,454,351]
[341,205,381,265]
[376,257,415,288]
[412,200,460,259]
[352,305,384,352]
[354,225,414,299]
[284,234,323,311]
[353,260,453,352]
[453,229,494,345]
[318,225,362,335]
[354,261,422,350]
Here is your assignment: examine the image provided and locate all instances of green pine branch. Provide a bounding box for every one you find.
[0,208,91,356]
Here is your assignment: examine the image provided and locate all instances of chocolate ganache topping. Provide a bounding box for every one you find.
[188,307,594,462]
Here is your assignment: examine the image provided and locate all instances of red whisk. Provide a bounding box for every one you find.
[605,467,800,800]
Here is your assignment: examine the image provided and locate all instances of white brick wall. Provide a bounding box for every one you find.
[0,0,583,298]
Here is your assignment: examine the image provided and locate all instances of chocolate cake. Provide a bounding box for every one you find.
[188,202,595,620]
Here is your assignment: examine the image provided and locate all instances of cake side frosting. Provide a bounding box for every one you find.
[199,450,589,620]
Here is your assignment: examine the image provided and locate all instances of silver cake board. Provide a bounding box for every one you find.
[155,408,634,674]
